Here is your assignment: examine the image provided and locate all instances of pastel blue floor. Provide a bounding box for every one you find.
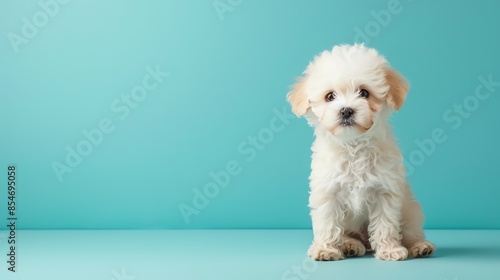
[0,230,499,280]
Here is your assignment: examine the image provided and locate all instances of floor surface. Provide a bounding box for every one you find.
[0,230,499,280]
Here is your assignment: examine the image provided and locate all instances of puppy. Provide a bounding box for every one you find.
[287,44,435,261]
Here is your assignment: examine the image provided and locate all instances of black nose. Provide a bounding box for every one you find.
[340,107,354,119]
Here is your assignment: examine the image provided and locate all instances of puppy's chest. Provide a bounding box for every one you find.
[343,185,372,213]
[311,140,402,194]
[329,148,379,187]
[329,150,378,213]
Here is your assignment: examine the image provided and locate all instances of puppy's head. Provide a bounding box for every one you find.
[287,44,408,140]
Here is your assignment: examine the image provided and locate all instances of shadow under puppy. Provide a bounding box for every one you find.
[287,44,435,261]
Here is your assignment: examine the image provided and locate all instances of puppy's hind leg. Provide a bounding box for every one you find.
[401,187,436,258]
[339,235,366,257]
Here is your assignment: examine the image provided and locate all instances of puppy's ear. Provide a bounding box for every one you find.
[385,67,409,111]
[287,76,310,117]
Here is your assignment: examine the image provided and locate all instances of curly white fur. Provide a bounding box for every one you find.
[288,44,435,261]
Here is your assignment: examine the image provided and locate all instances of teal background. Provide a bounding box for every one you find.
[1,0,499,230]
[2,230,500,280]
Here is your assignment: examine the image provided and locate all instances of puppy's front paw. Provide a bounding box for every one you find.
[339,238,366,257]
[375,246,408,261]
[308,243,344,261]
[409,240,435,258]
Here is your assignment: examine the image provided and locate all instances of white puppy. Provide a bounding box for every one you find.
[287,44,435,261]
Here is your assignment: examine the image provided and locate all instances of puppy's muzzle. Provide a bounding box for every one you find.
[340,107,355,126]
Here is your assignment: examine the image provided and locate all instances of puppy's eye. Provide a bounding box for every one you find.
[359,89,369,98]
[325,92,335,102]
